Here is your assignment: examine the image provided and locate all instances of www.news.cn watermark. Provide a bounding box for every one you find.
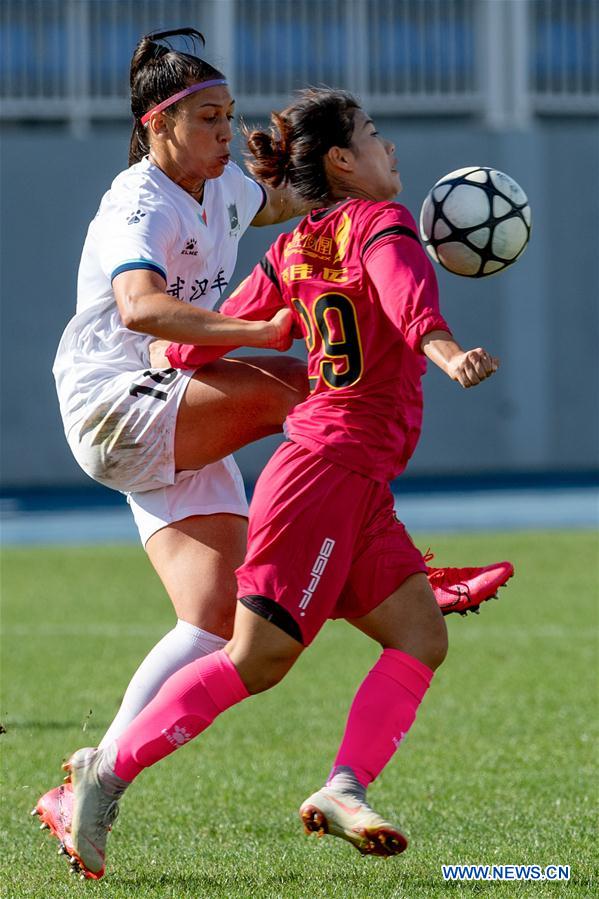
[442,864,570,882]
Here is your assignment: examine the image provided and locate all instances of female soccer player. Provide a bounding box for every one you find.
[44,88,510,879]
[51,27,309,748]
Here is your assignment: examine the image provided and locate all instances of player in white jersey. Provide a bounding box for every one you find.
[52,28,308,750]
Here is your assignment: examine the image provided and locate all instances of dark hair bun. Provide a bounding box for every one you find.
[244,116,292,188]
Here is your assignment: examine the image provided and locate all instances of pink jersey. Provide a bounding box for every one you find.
[167,199,450,482]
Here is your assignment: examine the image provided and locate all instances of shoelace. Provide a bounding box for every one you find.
[423,549,472,587]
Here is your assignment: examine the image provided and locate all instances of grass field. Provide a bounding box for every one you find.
[1,531,597,898]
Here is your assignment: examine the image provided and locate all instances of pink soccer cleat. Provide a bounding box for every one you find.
[32,745,127,880]
[425,554,514,615]
[31,782,78,870]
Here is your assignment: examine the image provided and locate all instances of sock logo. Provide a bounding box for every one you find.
[162,725,192,748]
[298,538,335,615]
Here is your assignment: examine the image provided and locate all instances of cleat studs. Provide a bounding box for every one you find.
[80,874,86,881]
[58,847,66,856]
[39,822,50,830]
[471,606,480,614]
[30,807,40,817]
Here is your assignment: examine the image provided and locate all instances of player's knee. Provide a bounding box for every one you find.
[384,582,448,671]
[412,586,448,670]
[422,612,448,671]
[230,646,300,695]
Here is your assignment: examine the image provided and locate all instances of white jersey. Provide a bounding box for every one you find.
[53,156,264,438]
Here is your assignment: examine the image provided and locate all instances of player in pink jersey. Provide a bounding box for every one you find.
[38,88,513,879]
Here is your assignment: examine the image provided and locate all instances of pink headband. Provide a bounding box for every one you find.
[141,79,228,125]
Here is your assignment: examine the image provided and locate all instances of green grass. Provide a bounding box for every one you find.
[1,532,597,898]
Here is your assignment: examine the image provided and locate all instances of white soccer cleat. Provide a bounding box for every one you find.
[299,785,407,857]
[61,745,128,879]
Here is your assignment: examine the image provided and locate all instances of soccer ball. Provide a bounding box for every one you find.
[419,167,531,277]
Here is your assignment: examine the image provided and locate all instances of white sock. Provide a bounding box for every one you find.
[98,619,226,748]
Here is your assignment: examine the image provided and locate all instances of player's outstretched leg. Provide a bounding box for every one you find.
[426,556,514,615]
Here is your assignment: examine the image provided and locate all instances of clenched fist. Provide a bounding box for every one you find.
[447,347,499,388]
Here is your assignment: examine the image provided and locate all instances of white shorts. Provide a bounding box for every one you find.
[128,458,248,546]
[64,365,249,545]
[66,367,195,494]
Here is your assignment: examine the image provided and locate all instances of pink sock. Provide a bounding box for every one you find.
[329,648,433,788]
[113,649,248,781]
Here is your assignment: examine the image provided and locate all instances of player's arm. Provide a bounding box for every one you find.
[251,184,312,226]
[363,217,498,389]
[421,331,499,389]
[166,255,294,369]
[113,268,293,352]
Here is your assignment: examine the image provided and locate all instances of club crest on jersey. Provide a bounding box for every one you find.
[227,203,239,235]
[181,237,198,256]
[127,209,146,225]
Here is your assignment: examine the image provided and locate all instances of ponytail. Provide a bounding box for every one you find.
[243,113,293,188]
[128,28,224,166]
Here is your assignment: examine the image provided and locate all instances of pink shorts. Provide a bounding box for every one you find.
[236,441,427,645]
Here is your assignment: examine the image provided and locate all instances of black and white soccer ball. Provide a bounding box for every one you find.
[419,167,531,277]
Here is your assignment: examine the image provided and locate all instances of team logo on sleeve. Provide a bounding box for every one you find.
[181,237,198,256]
[227,203,239,235]
[127,209,146,225]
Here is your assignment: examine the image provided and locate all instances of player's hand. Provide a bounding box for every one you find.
[265,308,294,352]
[447,347,499,388]
[148,339,172,368]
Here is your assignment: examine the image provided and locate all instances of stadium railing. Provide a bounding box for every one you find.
[1,0,597,131]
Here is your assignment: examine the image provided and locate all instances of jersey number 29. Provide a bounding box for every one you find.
[293,292,364,390]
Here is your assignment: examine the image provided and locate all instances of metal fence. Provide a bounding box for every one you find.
[1,0,598,130]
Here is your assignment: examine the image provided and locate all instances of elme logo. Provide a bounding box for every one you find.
[182,237,198,255]
[298,537,336,615]
[162,725,192,747]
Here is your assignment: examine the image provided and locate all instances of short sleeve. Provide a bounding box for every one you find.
[223,161,266,235]
[95,193,177,284]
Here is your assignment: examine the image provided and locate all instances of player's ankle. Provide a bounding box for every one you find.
[326,765,368,802]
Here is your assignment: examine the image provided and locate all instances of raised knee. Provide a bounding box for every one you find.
[237,651,298,695]
[425,614,448,671]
